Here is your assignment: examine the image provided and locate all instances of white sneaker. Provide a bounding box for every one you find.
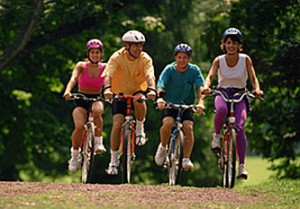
[237,164,248,179]
[68,148,81,172]
[154,143,167,166]
[135,133,148,146]
[105,162,118,175]
[211,133,221,152]
[94,143,106,155]
[182,158,194,171]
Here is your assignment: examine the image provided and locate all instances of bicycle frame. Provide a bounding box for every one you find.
[114,94,146,184]
[70,93,102,183]
[164,103,196,185]
[210,89,256,188]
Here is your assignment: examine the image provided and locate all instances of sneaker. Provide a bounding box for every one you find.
[94,143,106,155]
[211,133,221,152]
[135,134,148,146]
[154,143,167,166]
[182,158,194,171]
[68,148,81,172]
[105,162,118,175]
[237,164,248,179]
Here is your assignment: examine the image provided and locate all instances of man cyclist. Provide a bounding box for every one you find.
[102,30,156,175]
[155,43,205,171]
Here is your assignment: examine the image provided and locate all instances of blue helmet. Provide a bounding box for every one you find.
[173,43,192,57]
[223,28,243,42]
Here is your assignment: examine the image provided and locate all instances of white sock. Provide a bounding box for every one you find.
[71,148,80,157]
[136,119,145,136]
[95,136,103,145]
[110,150,118,165]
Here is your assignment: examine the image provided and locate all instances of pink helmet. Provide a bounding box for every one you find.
[86,39,103,52]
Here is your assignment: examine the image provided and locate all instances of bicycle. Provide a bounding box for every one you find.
[162,103,196,186]
[206,89,259,188]
[70,93,103,183]
[112,93,147,184]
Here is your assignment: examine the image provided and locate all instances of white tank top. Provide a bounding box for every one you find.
[218,54,248,88]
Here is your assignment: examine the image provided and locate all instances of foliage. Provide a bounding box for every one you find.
[0,0,299,183]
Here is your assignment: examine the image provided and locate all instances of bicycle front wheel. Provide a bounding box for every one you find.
[223,128,236,188]
[121,123,132,184]
[168,130,184,186]
[81,123,95,184]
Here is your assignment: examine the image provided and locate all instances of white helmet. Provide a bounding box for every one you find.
[122,30,146,43]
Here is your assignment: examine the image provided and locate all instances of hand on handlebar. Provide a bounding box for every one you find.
[201,87,211,95]
[146,91,157,101]
[63,92,72,100]
[156,98,166,110]
[103,88,113,100]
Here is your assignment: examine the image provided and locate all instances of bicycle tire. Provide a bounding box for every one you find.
[121,123,131,184]
[223,128,236,188]
[81,123,95,183]
[168,130,184,185]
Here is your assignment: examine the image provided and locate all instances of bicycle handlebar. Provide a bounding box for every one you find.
[70,93,102,102]
[208,89,263,103]
[165,103,197,113]
[112,94,147,103]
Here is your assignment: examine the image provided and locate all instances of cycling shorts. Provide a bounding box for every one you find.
[73,93,101,111]
[111,91,145,116]
[162,108,194,122]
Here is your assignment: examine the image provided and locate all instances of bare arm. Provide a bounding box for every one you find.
[203,57,219,93]
[246,56,263,96]
[63,62,83,99]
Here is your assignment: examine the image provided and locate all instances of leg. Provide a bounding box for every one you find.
[134,95,148,146]
[69,107,87,172]
[182,121,194,159]
[234,100,247,165]
[154,116,174,166]
[92,101,106,153]
[212,95,228,150]
[235,100,248,179]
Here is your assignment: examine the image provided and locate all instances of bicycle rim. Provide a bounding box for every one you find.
[175,131,184,185]
[81,133,89,184]
[82,123,95,184]
[121,124,131,184]
[224,129,236,188]
[168,131,183,185]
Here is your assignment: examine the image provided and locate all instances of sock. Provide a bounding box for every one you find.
[95,136,103,145]
[71,148,80,157]
[110,150,118,165]
[136,119,145,136]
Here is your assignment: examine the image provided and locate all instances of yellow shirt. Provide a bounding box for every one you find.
[103,47,155,95]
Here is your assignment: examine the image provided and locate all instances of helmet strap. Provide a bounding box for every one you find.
[126,44,138,59]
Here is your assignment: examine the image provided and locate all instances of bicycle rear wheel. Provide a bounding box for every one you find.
[168,130,184,186]
[81,123,95,184]
[121,123,132,184]
[223,128,236,188]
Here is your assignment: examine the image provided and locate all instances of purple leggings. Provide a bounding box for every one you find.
[214,95,247,164]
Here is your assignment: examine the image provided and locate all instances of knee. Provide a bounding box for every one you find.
[183,122,193,133]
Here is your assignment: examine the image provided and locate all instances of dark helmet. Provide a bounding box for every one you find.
[86,39,104,52]
[222,28,243,43]
[173,43,192,57]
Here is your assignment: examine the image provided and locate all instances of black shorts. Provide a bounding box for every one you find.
[162,108,194,122]
[73,93,101,111]
[111,91,146,116]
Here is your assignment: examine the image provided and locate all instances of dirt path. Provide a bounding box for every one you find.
[0,181,267,208]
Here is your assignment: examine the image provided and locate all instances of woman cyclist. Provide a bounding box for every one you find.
[63,38,107,172]
[202,28,263,179]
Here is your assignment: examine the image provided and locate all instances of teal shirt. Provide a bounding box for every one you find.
[157,62,204,104]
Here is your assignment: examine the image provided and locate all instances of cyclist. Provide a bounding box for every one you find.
[202,28,263,179]
[102,30,156,175]
[63,38,107,172]
[155,43,205,171]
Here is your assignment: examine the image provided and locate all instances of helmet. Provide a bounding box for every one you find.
[122,30,146,43]
[86,39,103,52]
[223,28,243,40]
[173,43,192,57]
